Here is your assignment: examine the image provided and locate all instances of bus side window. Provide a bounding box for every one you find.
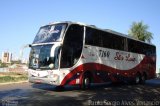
[85,27,103,47]
[128,39,137,53]
[85,27,94,45]
[60,24,84,68]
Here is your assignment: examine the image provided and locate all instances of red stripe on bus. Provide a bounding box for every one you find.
[60,56,156,86]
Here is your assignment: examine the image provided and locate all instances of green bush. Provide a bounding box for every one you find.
[0,73,28,83]
[0,63,7,68]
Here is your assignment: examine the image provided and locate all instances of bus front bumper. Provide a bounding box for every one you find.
[28,76,60,86]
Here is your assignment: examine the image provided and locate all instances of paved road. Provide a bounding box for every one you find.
[0,79,160,106]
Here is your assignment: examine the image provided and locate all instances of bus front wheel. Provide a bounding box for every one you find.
[82,74,91,90]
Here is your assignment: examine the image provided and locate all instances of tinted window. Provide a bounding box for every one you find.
[144,44,156,56]
[85,27,102,47]
[101,32,113,49]
[128,39,138,53]
[127,39,156,55]
[60,24,84,68]
[85,27,125,51]
[109,34,125,51]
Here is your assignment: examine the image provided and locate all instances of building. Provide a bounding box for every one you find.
[1,52,12,63]
[21,58,28,64]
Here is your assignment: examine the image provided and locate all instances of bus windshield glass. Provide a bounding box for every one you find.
[29,44,60,70]
[33,24,67,43]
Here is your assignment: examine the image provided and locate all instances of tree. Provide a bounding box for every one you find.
[128,21,153,43]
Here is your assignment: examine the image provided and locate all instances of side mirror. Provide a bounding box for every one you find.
[49,63,54,69]
[29,44,32,47]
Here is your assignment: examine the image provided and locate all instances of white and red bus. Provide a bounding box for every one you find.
[28,21,156,89]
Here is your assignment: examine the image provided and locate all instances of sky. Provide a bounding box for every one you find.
[0,0,159,72]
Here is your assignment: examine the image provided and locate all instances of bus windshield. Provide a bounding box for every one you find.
[29,44,60,70]
[33,24,67,43]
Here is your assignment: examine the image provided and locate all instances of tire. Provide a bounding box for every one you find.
[134,74,141,84]
[140,73,147,84]
[82,74,91,90]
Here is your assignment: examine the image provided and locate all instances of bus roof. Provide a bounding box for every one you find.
[44,21,155,47]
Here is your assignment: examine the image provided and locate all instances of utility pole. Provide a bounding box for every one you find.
[19,44,30,63]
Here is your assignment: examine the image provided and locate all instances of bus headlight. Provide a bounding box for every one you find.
[50,74,59,81]
[50,75,54,78]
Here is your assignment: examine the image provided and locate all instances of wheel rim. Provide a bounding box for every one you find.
[136,76,140,83]
[142,76,145,81]
[84,77,90,87]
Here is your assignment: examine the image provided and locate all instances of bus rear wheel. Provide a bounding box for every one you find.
[140,73,147,84]
[134,74,141,84]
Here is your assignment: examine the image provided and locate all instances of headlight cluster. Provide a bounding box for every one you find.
[50,74,59,80]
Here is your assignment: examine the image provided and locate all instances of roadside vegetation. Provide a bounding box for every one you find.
[0,60,28,83]
[0,60,8,68]
[0,72,28,83]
